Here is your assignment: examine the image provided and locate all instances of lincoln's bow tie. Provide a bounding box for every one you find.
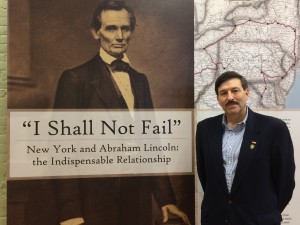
[109,59,131,72]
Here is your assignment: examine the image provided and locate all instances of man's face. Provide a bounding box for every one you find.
[92,9,132,57]
[217,78,249,117]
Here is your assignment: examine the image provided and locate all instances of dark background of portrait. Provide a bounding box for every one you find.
[8,0,194,109]
[7,0,195,225]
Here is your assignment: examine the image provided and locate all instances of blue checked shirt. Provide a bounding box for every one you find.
[222,109,248,192]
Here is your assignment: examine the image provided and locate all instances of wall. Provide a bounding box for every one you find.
[0,0,7,224]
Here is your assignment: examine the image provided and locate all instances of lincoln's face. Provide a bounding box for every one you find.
[92,9,132,58]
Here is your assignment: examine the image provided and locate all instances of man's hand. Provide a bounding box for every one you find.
[161,204,190,225]
[60,217,84,225]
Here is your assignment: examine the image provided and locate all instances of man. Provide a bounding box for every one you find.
[54,1,189,225]
[196,71,295,225]
[54,1,151,110]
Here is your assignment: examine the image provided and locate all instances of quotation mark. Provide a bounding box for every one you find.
[23,121,31,127]
[173,120,181,126]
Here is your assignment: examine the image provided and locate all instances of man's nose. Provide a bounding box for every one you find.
[227,91,235,100]
[116,29,124,41]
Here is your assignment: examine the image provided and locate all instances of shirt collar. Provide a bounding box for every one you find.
[99,48,130,65]
[222,107,248,130]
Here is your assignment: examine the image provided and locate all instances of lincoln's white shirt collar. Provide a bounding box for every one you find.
[99,48,130,65]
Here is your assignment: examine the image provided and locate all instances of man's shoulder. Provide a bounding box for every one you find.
[59,54,105,80]
[197,113,223,127]
[65,54,103,73]
[250,109,286,127]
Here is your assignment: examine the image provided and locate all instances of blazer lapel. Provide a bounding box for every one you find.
[89,55,127,109]
[209,116,230,195]
[128,69,143,108]
[230,109,260,196]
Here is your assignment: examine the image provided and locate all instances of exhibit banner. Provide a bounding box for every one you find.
[7,1,195,225]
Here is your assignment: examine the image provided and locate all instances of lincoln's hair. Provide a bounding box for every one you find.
[215,71,249,95]
[91,0,136,32]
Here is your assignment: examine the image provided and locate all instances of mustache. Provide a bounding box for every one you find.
[226,101,239,106]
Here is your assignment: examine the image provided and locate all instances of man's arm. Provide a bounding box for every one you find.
[54,179,83,223]
[151,176,190,224]
[271,121,295,212]
[54,71,84,222]
[54,70,83,108]
[196,122,206,190]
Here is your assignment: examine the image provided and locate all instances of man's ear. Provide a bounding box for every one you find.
[91,29,101,40]
[245,88,250,96]
[245,88,250,100]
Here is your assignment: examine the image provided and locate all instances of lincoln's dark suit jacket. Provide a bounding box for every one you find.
[53,55,176,225]
[54,54,153,109]
[196,108,295,225]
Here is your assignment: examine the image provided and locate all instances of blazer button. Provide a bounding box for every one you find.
[228,200,232,204]
[224,219,229,223]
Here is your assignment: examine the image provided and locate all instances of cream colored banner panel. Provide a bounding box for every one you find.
[9,110,193,179]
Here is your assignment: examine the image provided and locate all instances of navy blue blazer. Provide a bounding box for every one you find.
[196,108,295,225]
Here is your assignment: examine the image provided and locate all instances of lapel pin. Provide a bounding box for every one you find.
[250,141,256,150]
